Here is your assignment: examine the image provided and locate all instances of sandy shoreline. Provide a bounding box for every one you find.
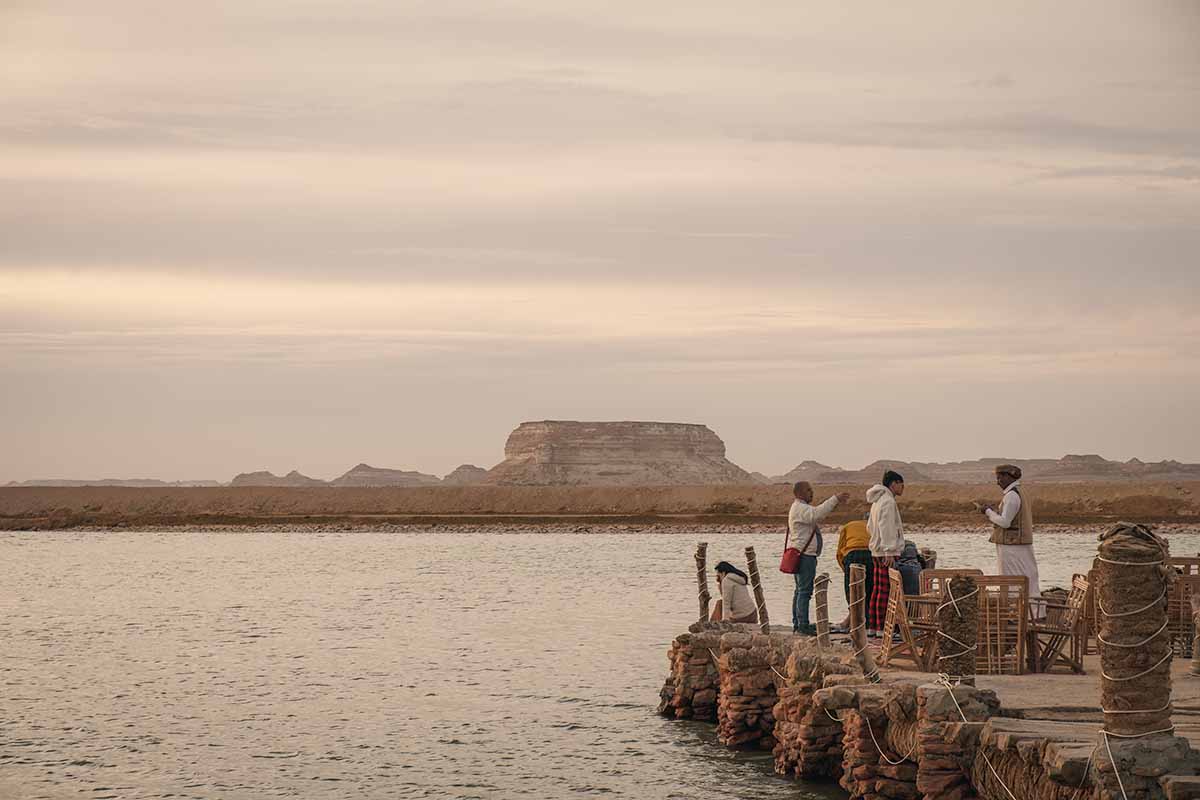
[2,482,1197,530]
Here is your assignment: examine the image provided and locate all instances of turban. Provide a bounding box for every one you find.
[995,464,1022,479]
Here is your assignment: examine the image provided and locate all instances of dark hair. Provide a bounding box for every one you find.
[882,470,905,488]
[715,561,749,582]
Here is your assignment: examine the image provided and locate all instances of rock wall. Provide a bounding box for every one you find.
[486,421,755,486]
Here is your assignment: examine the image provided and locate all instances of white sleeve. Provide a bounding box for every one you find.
[810,495,840,522]
[987,491,1020,528]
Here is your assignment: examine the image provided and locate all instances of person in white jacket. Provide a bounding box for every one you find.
[866,470,906,635]
[788,481,849,634]
[709,561,757,623]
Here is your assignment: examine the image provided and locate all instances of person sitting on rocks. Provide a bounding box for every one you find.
[710,561,758,623]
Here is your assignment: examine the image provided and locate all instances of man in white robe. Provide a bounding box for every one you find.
[980,464,1043,617]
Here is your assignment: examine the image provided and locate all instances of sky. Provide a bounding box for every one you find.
[2,1,1199,481]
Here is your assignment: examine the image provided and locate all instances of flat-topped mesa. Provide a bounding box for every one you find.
[485,421,755,486]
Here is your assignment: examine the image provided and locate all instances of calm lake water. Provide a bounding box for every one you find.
[3,527,1199,800]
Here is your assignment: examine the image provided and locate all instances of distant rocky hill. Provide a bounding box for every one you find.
[442,464,489,485]
[4,478,221,488]
[485,420,755,485]
[772,455,1200,485]
[229,470,326,487]
[330,463,442,487]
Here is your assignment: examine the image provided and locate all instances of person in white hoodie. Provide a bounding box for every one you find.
[866,470,906,635]
[709,561,757,623]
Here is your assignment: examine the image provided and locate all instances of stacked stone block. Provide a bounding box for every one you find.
[773,639,860,779]
[917,684,999,800]
[657,621,747,721]
[715,631,791,749]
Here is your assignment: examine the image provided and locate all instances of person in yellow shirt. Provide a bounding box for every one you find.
[835,518,873,634]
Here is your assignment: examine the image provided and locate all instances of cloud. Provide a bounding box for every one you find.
[1038,163,1200,182]
[966,73,1015,90]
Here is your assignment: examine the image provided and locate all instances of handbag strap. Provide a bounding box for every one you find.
[786,516,820,555]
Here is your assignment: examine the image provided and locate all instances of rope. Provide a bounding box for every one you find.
[770,664,789,683]
[1102,699,1173,715]
[936,586,980,617]
[825,707,842,722]
[862,713,917,765]
[936,629,979,661]
[1096,620,1168,648]
[1100,651,1173,682]
[936,675,1019,800]
[1096,588,1166,619]
[1095,556,1164,566]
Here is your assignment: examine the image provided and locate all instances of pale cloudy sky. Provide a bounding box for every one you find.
[3,1,1199,481]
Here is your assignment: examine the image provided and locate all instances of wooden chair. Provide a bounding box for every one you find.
[1169,575,1200,657]
[1080,567,1099,655]
[1167,557,1200,576]
[1027,575,1089,673]
[976,576,1028,675]
[878,568,941,671]
[919,569,984,596]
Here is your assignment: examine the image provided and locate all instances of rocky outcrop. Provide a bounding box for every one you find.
[229,470,325,487]
[774,460,934,486]
[5,478,220,487]
[486,421,755,486]
[442,464,489,485]
[773,455,1200,485]
[330,463,441,487]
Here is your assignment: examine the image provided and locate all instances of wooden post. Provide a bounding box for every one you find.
[1191,593,1200,677]
[849,563,880,683]
[814,572,831,650]
[695,542,711,622]
[936,575,978,685]
[745,546,770,634]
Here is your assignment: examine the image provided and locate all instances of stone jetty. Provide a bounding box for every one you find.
[658,524,1200,800]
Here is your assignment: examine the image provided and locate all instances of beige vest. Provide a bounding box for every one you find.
[990,485,1034,545]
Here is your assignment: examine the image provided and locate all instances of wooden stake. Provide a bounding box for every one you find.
[1190,592,1200,677]
[745,546,770,633]
[814,572,831,650]
[849,563,880,683]
[695,542,711,622]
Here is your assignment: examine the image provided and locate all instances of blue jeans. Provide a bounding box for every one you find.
[792,555,818,630]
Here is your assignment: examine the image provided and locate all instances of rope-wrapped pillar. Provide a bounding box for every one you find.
[1092,522,1183,800]
[1096,523,1172,736]
[814,573,831,650]
[745,546,770,634]
[848,563,880,683]
[936,575,978,686]
[695,542,710,622]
